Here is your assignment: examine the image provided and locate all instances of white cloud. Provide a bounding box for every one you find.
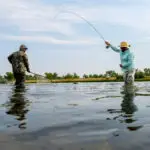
[0,0,149,33]
[0,0,150,43]
[0,34,100,45]
[58,5,150,33]
[0,0,75,35]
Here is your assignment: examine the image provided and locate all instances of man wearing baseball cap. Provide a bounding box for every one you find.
[8,44,31,88]
[105,41,135,86]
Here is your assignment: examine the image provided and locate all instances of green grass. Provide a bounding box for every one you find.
[25,77,150,83]
[2,77,150,84]
[25,77,117,83]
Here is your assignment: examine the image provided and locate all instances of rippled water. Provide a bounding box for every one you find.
[1,82,150,150]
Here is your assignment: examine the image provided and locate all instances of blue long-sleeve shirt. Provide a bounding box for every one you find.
[109,45,135,72]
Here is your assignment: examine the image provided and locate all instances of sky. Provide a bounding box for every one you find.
[0,0,150,76]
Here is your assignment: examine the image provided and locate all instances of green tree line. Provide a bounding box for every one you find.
[0,68,150,83]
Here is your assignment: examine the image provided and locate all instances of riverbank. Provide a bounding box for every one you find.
[1,77,150,84]
[25,77,150,83]
[25,77,117,83]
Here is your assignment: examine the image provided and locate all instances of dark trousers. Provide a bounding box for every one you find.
[14,73,25,88]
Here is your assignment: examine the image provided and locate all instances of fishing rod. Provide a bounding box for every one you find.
[30,72,52,82]
[30,72,45,78]
[54,10,109,48]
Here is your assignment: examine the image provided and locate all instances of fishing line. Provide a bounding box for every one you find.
[30,72,52,83]
[53,10,106,42]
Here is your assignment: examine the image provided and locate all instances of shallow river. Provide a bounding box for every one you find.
[0,82,150,150]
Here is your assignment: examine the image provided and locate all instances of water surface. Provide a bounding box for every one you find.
[0,82,150,150]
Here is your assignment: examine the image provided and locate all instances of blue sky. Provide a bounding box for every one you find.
[0,0,150,76]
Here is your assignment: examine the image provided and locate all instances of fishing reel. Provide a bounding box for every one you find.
[106,45,110,49]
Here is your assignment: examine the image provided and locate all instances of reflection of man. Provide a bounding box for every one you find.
[8,44,30,88]
[121,86,137,122]
[121,86,137,114]
[121,86,143,131]
[6,87,29,129]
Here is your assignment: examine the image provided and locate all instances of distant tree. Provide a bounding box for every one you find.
[89,74,93,78]
[44,72,59,79]
[83,74,88,78]
[83,74,103,78]
[0,75,7,83]
[135,70,145,79]
[0,75,3,80]
[62,73,80,79]
[4,72,14,81]
[144,68,150,76]
[73,73,80,79]
[45,72,53,79]
[63,73,73,79]
[53,72,58,79]
[105,70,117,77]
[98,74,104,78]
[92,74,99,78]
[116,74,123,80]
[26,75,36,80]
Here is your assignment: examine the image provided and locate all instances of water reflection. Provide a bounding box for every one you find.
[121,85,143,131]
[6,86,30,129]
[121,86,137,117]
[108,86,143,131]
[107,86,137,115]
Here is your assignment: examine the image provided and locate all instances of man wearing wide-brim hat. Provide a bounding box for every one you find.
[105,41,135,86]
